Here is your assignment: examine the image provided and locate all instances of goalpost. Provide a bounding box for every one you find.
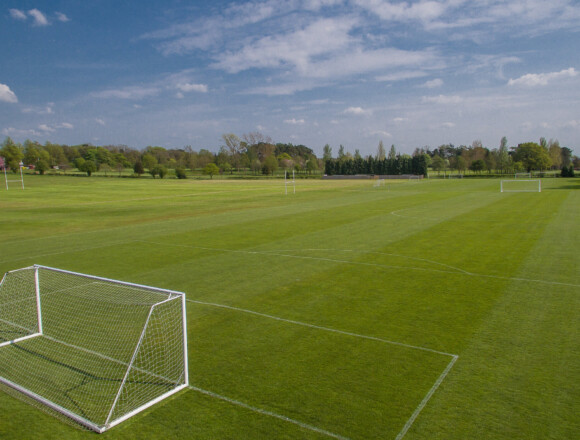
[285,170,295,195]
[514,172,531,179]
[3,160,24,190]
[0,265,188,433]
[500,179,541,193]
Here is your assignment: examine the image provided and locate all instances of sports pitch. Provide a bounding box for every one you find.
[0,176,578,439]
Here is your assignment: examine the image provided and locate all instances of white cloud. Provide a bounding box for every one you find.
[422,78,444,88]
[38,124,55,133]
[212,17,357,74]
[55,12,70,22]
[60,122,74,129]
[508,67,578,86]
[421,94,463,104]
[354,0,449,23]
[343,106,372,116]
[28,9,49,26]
[284,118,305,125]
[95,118,106,126]
[369,130,393,138]
[0,84,18,103]
[9,9,27,20]
[376,71,428,82]
[91,86,160,100]
[440,122,456,128]
[176,83,208,93]
[22,103,54,114]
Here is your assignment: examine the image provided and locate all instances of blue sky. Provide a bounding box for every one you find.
[1,0,579,156]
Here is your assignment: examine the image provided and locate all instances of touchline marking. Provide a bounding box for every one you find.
[188,385,350,440]
[141,241,580,289]
[187,299,456,357]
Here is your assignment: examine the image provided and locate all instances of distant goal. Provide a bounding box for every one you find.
[500,179,541,193]
[0,265,188,433]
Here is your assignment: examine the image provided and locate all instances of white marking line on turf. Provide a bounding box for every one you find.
[188,385,350,440]
[394,355,458,440]
[140,241,580,288]
[188,299,458,439]
[188,299,456,357]
[260,248,471,275]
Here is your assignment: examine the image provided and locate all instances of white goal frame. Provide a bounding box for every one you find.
[0,265,188,433]
[3,162,24,190]
[285,170,295,195]
[514,172,531,179]
[500,179,541,193]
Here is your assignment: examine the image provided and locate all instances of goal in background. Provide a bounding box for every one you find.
[514,172,531,179]
[0,265,188,433]
[500,179,541,193]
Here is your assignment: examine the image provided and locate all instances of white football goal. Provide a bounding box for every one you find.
[0,265,188,433]
[500,179,541,193]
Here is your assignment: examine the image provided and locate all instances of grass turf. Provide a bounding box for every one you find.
[0,175,578,439]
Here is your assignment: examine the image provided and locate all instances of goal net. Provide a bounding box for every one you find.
[500,179,541,193]
[0,265,188,433]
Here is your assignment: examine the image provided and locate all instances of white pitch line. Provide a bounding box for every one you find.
[140,241,580,289]
[188,299,456,357]
[394,355,458,440]
[188,385,351,440]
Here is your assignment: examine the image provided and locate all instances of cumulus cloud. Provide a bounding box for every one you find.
[28,9,49,26]
[55,12,70,22]
[176,83,208,93]
[9,9,27,20]
[508,67,578,86]
[422,94,463,104]
[9,8,70,26]
[343,106,372,116]
[284,118,305,125]
[0,84,18,103]
[91,86,160,100]
[422,78,444,88]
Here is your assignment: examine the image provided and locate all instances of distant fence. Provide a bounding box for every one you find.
[322,174,424,180]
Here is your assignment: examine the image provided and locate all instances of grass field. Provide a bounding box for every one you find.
[0,175,578,439]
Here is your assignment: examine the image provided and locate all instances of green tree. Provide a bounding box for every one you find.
[262,155,278,175]
[513,142,552,172]
[388,144,397,160]
[497,136,510,174]
[322,144,332,161]
[175,167,187,179]
[431,154,445,175]
[142,153,157,172]
[203,163,219,179]
[78,159,97,176]
[376,140,386,160]
[469,159,486,173]
[134,160,145,176]
[1,137,24,172]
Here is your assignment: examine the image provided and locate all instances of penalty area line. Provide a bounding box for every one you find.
[188,385,350,440]
[394,355,458,440]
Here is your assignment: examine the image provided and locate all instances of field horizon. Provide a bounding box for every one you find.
[0,175,578,439]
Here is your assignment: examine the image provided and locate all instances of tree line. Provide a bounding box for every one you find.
[0,132,321,178]
[0,134,577,178]
[323,137,578,177]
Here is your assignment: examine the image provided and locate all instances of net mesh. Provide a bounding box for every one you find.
[0,266,187,432]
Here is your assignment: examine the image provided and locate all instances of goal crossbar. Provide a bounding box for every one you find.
[500,179,541,193]
[0,265,188,433]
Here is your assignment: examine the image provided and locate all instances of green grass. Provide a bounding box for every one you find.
[0,175,578,439]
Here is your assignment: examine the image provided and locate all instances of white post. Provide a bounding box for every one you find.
[292,170,296,194]
[181,294,189,386]
[20,164,24,189]
[34,266,43,334]
[4,166,7,190]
